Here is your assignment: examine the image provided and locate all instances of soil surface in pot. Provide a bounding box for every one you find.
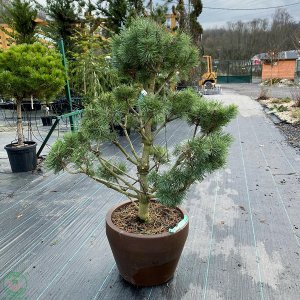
[112,202,182,235]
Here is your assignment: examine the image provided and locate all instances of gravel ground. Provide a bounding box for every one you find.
[276,123,300,149]
[222,83,300,150]
[222,82,298,99]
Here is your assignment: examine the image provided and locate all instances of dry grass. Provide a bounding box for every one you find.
[290,88,300,107]
[270,97,291,104]
[291,109,300,122]
[257,87,269,100]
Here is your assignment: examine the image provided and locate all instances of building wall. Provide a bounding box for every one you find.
[262,60,296,80]
[0,19,47,49]
[0,24,13,49]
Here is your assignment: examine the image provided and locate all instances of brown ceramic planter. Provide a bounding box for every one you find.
[106,200,189,286]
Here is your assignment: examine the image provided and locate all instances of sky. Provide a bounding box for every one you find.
[36,0,300,29]
[199,0,300,28]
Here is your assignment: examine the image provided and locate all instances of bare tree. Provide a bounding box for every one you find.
[202,9,299,60]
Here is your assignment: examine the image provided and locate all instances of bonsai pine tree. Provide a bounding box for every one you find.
[46,18,237,223]
[0,43,65,146]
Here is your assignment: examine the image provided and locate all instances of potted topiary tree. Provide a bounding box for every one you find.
[46,18,237,286]
[0,43,65,172]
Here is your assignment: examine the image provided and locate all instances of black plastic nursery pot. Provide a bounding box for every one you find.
[4,141,37,173]
[41,116,53,126]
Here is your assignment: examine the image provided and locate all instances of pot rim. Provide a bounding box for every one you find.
[4,141,37,150]
[106,199,189,239]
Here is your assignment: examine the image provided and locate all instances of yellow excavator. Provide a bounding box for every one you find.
[199,55,221,94]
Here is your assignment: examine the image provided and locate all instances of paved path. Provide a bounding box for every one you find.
[0,89,299,299]
[222,83,298,99]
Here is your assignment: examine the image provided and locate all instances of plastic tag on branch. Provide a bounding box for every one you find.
[169,215,188,234]
[138,89,148,107]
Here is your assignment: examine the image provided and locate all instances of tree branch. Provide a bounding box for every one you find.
[90,175,138,198]
[193,124,199,139]
[154,115,178,137]
[63,165,81,175]
[155,71,175,95]
[97,156,140,194]
[121,115,140,161]
[170,132,207,172]
[112,140,138,165]
[98,155,138,182]
[127,101,149,140]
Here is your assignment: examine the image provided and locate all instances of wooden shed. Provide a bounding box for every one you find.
[259,50,300,81]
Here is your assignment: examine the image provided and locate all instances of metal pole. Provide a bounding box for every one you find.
[36,109,84,157]
[36,118,59,157]
[58,38,74,132]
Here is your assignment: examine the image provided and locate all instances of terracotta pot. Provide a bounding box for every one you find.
[106,200,189,286]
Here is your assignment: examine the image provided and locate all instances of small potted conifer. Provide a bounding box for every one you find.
[0,43,65,172]
[46,18,237,286]
[41,104,54,126]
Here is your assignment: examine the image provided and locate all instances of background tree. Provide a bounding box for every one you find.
[38,0,85,56]
[70,24,119,99]
[173,0,203,45]
[0,0,9,22]
[173,0,187,32]
[146,1,168,26]
[265,49,280,95]
[202,9,300,60]
[95,0,168,37]
[0,43,65,146]
[189,0,203,45]
[0,0,38,44]
[95,0,128,36]
[268,9,298,50]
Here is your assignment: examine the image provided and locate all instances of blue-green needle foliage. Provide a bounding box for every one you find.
[46,17,238,221]
[187,100,238,134]
[112,18,199,87]
[149,132,234,207]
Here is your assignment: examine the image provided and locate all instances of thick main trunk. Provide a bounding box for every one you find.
[138,200,150,222]
[16,99,24,146]
[137,120,153,222]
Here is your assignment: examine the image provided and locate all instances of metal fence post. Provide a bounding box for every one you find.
[58,38,74,132]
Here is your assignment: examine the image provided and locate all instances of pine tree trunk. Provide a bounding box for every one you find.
[138,199,150,222]
[137,121,152,222]
[16,98,24,146]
